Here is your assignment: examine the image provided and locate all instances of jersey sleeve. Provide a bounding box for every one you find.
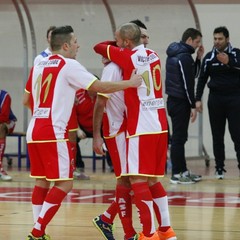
[94,42,132,71]
[67,59,98,90]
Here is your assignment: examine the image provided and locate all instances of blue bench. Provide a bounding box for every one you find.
[4,132,30,169]
[82,151,106,172]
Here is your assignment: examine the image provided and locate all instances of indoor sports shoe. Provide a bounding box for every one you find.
[73,168,90,180]
[124,234,139,240]
[26,233,51,240]
[170,174,194,184]
[158,227,177,240]
[42,234,51,240]
[74,172,90,180]
[182,170,202,182]
[215,168,226,179]
[137,231,160,240]
[0,169,12,181]
[92,215,115,240]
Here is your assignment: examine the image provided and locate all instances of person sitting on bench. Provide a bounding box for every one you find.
[0,89,17,181]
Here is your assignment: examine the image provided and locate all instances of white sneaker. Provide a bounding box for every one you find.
[182,170,202,182]
[215,168,226,179]
[0,169,12,181]
[73,169,81,177]
[170,173,195,184]
[73,168,90,180]
[75,172,90,180]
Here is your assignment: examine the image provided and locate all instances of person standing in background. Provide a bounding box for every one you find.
[196,26,240,179]
[34,26,56,66]
[165,28,204,184]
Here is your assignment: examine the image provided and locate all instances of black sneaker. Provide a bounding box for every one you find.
[92,215,115,240]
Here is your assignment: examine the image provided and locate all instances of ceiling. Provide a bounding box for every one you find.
[1,0,240,4]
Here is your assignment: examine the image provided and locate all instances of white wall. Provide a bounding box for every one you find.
[1,1,240,160]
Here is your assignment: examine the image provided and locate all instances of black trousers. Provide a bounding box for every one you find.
[76,130,93,169]
[167,96,191,175]
[76,130,113,169]
[208,93,240,170]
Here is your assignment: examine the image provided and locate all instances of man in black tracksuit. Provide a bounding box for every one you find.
[196,26,240,179]
[165,28,204,184]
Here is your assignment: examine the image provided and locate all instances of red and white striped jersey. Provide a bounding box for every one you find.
[25,54,97,142]
[94,42,168,137]
[75,89,96,133]
[99,62,126,138]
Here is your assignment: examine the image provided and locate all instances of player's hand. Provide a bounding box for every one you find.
[197,45,204,59]
[190,108,197,123]
[77,128,86,139]
[195,101,203,113]
[93,136,105,155]
[129,69,142,88]
[102,57,111,65]
[217,52,229,65]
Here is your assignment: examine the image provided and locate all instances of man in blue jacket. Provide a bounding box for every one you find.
[165,28,204,184]
[196,26,240,179]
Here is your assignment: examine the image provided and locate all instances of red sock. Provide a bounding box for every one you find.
[32,186,49,223]
[149,182,171,232]
[0,138,6,170]
[32,186,67,237]
[116,184,135,238]
[101,200,118,224]
[131,182,155,237]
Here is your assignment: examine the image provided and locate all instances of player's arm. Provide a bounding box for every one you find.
[92,94,108,155]
[23,91,31,110]
[93,41,117,59]
[23,68,33,110]
[94,42,131,70]
[88,69,141,93]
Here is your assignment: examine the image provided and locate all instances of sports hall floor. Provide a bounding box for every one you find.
[0,156,240,240]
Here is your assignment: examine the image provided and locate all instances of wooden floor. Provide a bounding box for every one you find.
[1,157,240,240]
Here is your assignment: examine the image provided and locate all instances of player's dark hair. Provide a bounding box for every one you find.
[50,25,74,51]
[181,28,202,42]
[46,26,56,39]
[213,26,229,38]
[130,19,147,30]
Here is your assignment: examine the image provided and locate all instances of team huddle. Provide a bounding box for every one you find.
[19,17,240,240]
